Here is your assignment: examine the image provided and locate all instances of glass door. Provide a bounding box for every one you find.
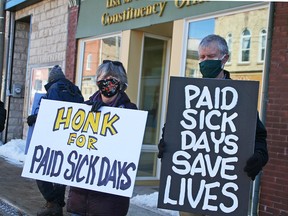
[137,35,170,180]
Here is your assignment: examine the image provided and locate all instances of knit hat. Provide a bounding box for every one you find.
[48,65,65,82]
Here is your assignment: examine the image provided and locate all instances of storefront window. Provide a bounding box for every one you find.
[137,35,169,179]
[184,7,268,109]
[28,67,51,114]
[182,5,269,213]
[137,152,158,177]
[139,36,167,146]
[185,18,214,78]
[80,35,121,100]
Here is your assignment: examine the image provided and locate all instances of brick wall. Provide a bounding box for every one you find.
[259,2,288,216]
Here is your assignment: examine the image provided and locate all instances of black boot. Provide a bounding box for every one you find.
[37,201,63,216]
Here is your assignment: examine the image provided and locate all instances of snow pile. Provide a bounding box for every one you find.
[0,139,26,166]
[131,192,179,216]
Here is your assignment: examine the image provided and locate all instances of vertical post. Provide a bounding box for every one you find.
[0,0,4,142]
[0,0,5,96]
[251,2,275,216]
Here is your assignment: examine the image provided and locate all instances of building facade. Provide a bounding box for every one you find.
[1,0,287,215]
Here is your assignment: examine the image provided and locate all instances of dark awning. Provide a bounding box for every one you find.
[5,0,42,12]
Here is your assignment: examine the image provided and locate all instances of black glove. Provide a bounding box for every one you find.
[244,151,263,180]
[157,138,165,159]
[157,125,166,159]
[27,114,37,126]
[87,101,107,112]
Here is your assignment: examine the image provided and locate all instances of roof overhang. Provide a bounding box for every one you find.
[5,0,42,12]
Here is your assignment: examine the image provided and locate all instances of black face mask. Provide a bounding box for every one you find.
[97,78,120,98]
[199,59,223,78]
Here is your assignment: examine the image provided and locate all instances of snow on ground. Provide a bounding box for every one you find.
[131,192,179,216]
[0,139,179,216]
[0,139,26,166]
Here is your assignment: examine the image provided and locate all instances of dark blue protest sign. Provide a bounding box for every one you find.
[158,77,259,215]
[25,93,45,154]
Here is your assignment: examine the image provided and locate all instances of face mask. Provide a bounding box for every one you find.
[97,78,120,98]
[199,55,225,78]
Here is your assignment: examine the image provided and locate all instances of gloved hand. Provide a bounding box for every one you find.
[157,125,166,159]
[27,114,37,126]
[157,138,165,159]
[85,101,107,112]
[244,151,263,180]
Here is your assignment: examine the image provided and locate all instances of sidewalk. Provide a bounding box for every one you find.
[0,157,171,216]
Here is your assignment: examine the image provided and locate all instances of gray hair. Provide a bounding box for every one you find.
[96,61,128,91]
[199,34,229,56]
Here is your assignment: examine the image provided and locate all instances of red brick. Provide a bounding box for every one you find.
[260,2,288,215]
[65,5,79,83]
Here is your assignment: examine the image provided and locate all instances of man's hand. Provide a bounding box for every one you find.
[27,114,37,126]
[244,151,263,180]
[157,125,166,159]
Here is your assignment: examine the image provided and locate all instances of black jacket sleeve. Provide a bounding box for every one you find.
[254,113,269,167]
[0,101,7,132]
[157,123,166,159]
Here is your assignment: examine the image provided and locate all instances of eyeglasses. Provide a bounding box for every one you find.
[102,60,126,74]
[103,60,123,66]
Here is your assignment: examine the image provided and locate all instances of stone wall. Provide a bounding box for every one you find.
[5,0,70,141]
[6,21,29,141]
[14,0,68,67]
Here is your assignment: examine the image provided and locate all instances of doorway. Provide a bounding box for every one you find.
[137,34,170,180]
[5,16,31,142]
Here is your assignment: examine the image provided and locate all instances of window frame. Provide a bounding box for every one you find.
[86,53,92,70]
[239,28,251,63]
[258,28,267,63]
[76,32,122,91]
[226,33,233,64]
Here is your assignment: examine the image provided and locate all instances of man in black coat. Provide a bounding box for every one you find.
[158,34,268,216]
[27,65,84,216]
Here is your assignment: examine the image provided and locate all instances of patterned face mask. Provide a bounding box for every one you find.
[97,78,120,98]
